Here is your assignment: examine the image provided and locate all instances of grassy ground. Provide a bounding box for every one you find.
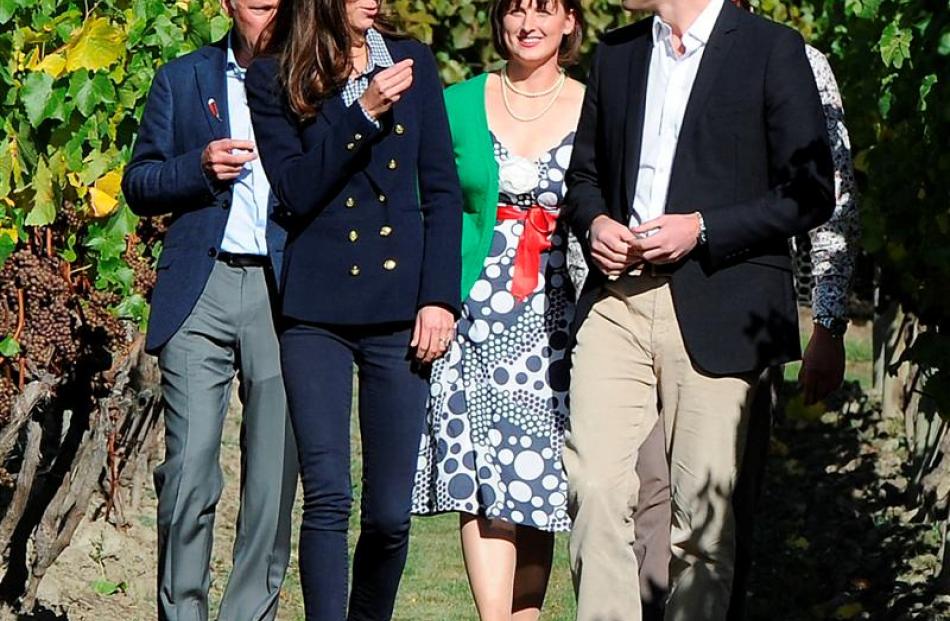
[21,314,949,620]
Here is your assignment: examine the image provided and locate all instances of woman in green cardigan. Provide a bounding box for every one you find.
[412,0,585,618]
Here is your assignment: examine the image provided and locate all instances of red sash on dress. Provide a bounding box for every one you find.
[496,203,558,301]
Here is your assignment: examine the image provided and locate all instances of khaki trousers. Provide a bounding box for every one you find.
[565,275,758,621]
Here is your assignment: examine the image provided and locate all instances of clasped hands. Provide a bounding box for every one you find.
[589,213,702,278]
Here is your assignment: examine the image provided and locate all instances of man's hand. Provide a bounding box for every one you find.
[589,215,638,277]
[360,59,414,120]
[629,214,701,265]
[411,305,455,364]
[799,324,846,405]
[201,139,257,182]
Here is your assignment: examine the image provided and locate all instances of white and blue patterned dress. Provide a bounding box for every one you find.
[412,132,576,533]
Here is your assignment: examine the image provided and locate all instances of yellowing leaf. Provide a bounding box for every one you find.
[65,18,126,72]
[89,187,118,218]
[33,52,67,78]
[0,227,17,242]
[94,170,122,198]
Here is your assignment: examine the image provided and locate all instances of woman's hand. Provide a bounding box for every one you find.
[359,59,414,119]
[411,305,455,363]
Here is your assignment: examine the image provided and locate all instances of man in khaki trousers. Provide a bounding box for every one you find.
[562,0,835,617]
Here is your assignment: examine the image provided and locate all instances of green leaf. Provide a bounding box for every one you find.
[115,293,148,324]
[0,232,14,265]
[880,21,913,69]
[0,335,20,357]
[91,579,127,596]
[20,72,54,127]
[939,30,950,56]
[70,71,117,117]
[0,0,17,24]
[919,74,938,111]
[26,157,56,226]
[209,14,230,42]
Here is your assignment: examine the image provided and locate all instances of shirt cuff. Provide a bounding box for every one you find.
[358,100,381,128]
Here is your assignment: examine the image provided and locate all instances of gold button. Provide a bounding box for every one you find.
[345,197,356,208]
[379,225,393,237]
[394,123,405,135]
[383,259,397,271]
[348,230,359,242]
[346,142,356,151]
[387,159,398,170]
[378,194,387,203]
[354,133,363,141]
[350,265,361,276]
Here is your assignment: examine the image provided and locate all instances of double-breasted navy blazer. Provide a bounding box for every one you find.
[245,36,463,325]
[122,36,287,354]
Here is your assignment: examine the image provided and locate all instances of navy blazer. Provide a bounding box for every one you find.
[245,36,463,325]
[122,36,287,354]
[564,4,834,375]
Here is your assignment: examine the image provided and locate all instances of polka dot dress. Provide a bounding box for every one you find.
[412,132,576,533]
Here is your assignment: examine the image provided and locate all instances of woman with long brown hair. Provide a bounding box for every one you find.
[411,1,585,619]
[245,1,463,619]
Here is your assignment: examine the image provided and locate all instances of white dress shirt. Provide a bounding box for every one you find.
[630,0,725,227]
[220,35,271,256]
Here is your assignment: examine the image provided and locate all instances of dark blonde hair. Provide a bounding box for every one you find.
[259,0,401,119]
[490,0,585,67]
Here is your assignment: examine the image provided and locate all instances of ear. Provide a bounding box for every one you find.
[563,8,577,36]
[219,0,235,19]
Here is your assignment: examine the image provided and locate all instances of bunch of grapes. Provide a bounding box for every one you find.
[84,289,130,362]
[125,246,156,294]
[0,375,16,426]
[8,249,80,371]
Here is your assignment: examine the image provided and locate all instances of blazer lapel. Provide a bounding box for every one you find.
[669,3,740,187]
[194,37,230,141]
[622,32,655,216]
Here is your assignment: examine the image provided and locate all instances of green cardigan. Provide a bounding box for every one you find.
[445,73,498,299]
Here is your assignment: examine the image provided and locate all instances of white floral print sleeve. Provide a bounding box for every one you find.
[798,45,861,323]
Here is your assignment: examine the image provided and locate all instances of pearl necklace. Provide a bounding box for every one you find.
[501,67,567,123]
[502,65,566,97]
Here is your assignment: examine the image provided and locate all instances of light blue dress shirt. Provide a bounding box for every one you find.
[220,35,270,256]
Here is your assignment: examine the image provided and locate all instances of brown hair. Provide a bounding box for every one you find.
[490,0,585,67]
[259,0,400,119]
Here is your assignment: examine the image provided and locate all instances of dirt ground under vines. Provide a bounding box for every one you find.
[4,323,950,620]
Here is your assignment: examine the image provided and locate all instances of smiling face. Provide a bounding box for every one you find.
[346,0,379,35]
[498,0,577,68]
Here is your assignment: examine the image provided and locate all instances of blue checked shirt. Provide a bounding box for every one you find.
[342,28,394,126]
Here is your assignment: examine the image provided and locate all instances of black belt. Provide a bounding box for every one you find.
[217,251,269,268]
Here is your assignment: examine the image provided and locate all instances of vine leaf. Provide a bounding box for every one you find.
[20,72,53,127]
[880,21,913,69]
[0,335,20,357]
[89,170,122,219]
[33,52,66,78]
[25,157,56,226]
[65,17,126,73]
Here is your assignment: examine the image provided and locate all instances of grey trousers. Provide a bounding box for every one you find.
[154,262,298,621]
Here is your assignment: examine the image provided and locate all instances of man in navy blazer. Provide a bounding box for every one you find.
[121,2,296,620]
